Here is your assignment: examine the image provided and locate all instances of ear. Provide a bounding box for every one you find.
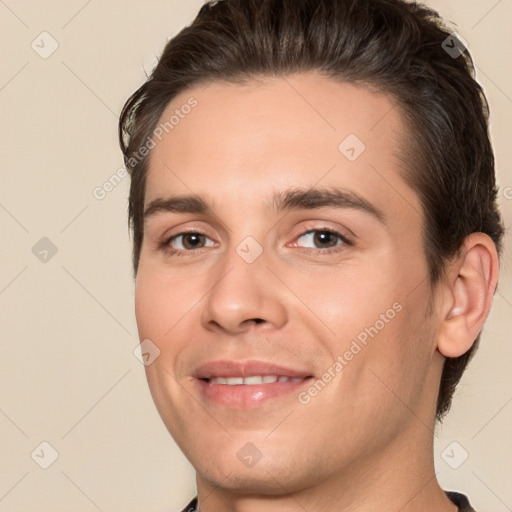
[437,233,499,358]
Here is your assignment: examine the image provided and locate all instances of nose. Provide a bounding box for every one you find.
[201,248,288,335]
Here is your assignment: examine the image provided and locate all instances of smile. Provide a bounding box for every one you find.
[206,375,305,385]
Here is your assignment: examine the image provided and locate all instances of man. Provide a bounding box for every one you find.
[119,0,503,510]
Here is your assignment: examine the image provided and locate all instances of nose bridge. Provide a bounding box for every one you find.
[201,240,287,333]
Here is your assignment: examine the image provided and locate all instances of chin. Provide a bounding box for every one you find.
[200,466,303,496]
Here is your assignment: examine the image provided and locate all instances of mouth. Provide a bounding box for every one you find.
[193,360,314,408]
[203,375,307,385]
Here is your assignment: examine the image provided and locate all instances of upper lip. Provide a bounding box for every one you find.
[194,360,314,379]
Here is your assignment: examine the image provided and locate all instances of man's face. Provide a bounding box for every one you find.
[136,73,444,493]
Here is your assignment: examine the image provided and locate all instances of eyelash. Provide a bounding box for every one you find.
[160,227,352,257]
[294,227,352,254]
[160,230,211,257]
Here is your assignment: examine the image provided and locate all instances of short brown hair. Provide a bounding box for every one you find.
[119,0,504,420]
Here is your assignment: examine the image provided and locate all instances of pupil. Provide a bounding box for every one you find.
[314,231,337,248]
[183,233,204,249]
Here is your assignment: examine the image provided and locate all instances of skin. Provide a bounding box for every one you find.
[134,72,498,511]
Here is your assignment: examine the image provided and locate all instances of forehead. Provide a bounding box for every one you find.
[145,72,420,222]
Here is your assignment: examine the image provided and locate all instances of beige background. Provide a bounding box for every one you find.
[0,1,510,511]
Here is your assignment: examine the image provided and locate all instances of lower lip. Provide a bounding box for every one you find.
[195,378,313,409]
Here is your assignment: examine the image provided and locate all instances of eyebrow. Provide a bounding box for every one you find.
[144,195,211,219]
[272,187,386,223]
[143,187,385,224]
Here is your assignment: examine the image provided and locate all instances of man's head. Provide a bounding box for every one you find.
[119,0,502,504]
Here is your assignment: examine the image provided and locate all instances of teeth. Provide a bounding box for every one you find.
[208,375,305,385]
[225,377,243,385]
[246,375,274,384]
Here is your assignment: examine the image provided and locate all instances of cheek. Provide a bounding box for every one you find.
[285,260,402,342]
[290,254,433,390]
[134,267,199,425]
[356,280,436,412]
[134,264,200,340]
[134,271,166,339]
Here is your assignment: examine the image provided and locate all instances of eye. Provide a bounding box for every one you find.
[295,229,349,249]
[168,232,215,251]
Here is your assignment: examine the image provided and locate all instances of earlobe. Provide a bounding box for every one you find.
[437,233,499,358]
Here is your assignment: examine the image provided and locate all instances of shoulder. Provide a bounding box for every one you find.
[178,496,198,512]
[446,491,477,512]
